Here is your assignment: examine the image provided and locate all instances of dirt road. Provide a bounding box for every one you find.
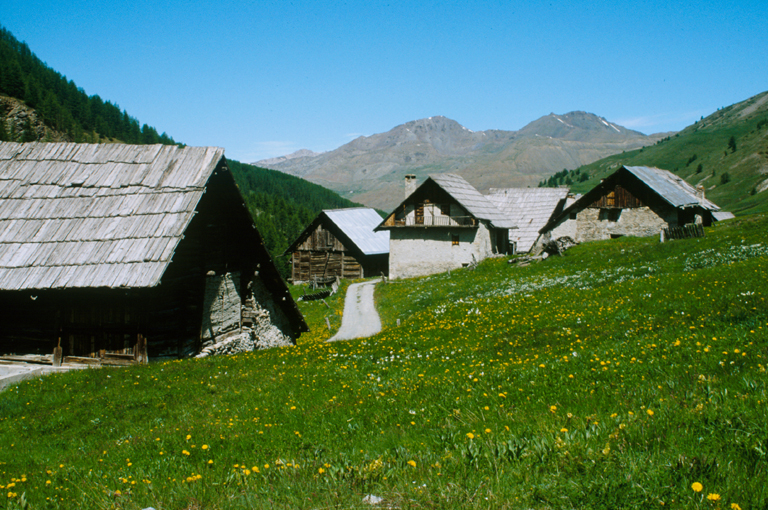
[327,279,382,342]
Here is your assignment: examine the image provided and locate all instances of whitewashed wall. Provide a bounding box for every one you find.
[389,222,497,279]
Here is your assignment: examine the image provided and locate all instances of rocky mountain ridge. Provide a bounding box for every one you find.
[256,112,667,210]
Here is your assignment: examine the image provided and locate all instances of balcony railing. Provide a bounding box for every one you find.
[392,215,477,227]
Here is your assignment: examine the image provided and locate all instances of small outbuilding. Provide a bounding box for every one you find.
[284,207,389,284]
[376,174,515,279]
[535,165,721,249]
[0,142,308,364]
[486,187,573,253]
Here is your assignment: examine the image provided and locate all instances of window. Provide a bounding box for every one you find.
[452,234,460,246]
[569,212,577,220]
[599,208,621,222]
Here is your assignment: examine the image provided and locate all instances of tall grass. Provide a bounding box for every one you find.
[0,215,766,509]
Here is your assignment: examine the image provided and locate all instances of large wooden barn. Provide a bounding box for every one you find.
[0,142,307,364]
[284,207,389,283]
[536,165,721,250]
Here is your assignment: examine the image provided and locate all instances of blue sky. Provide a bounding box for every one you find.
[3,0,767,162]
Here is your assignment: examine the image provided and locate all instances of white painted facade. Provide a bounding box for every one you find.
[389,222,501,279]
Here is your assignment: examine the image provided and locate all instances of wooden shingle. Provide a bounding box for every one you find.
[0,142,224,290]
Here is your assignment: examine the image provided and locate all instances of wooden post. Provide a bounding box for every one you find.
[324,317,331,332]
[135,333,148,364]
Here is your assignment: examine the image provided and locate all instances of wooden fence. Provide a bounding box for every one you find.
[662,223,705,241]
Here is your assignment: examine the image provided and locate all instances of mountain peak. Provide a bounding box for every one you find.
[517,111,645,141]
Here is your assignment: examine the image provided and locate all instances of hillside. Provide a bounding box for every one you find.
[228,160,365,278]
[0,26,174,145]
[257,113,666,210]
[1,213,765,508]
[560,90,768,215]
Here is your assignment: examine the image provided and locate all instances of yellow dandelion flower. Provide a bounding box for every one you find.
[466,432,475,439]
[407,460,416,467]
[707,494,721,501]
[691,482,703,492]
[731,503,742,510]
[202,444,209,450]
[647,409,654,416]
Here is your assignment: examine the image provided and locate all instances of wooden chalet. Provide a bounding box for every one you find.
[284,208,389,283]
[376,174,515,279]
[0,142,308,365]
[536,165,721,249]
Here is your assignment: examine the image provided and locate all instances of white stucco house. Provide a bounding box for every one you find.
[375,174,516,279]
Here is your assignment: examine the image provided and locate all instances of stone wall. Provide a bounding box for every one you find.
[196,271,294,358]
[389,222,497,279]
[535,205,675,252]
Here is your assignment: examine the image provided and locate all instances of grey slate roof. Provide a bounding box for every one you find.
[0,142,224,290]
[623,166,719,210]
[429,174,516,229]
[486,188,569,252]
[324,208,390,255]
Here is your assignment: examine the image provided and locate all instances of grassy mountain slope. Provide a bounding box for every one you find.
[559,91,768,215]
[1,213,765,509]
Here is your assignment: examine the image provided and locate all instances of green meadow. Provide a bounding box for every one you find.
[1,214,767,509]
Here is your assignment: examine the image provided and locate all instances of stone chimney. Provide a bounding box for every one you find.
[696,185,705,201]
[405,174,417,199]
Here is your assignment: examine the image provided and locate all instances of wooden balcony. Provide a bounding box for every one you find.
[390,215,477,227]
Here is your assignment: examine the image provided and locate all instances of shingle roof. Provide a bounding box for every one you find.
[428,174,516,229]
[0,142,224,290]
[324,208,389,255]
[623,166,719,210]
[539,165,722,234]
[486,188,568,252]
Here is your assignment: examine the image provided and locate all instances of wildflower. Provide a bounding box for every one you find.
[647,409,654,416]
[691,482,703,492]
[560,428,568,433]
[707,494,721,501]
[550,405,557,413]
[407,460,417,467]
[318,467,325,474]
[731,504,742,510]
[202,444,209,450]
[182,450,190,456]
[466,433,475,439]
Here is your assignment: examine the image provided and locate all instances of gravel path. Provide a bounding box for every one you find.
[327,279,382,342]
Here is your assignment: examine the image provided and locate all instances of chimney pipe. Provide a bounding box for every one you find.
[696,185,705,201]
[405,174,417,199]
